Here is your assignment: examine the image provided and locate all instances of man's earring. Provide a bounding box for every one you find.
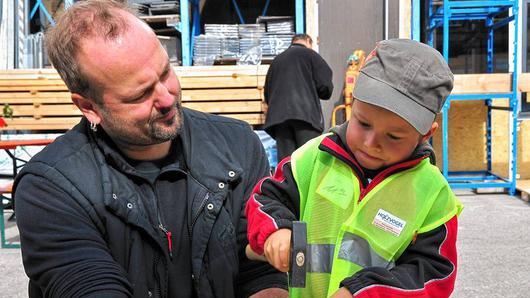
[90,122,98,132]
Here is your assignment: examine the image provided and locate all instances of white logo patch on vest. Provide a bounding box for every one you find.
[372,209,406,237]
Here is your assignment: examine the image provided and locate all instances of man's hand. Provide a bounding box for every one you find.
[330,287,353,298]
[264,228,292,272]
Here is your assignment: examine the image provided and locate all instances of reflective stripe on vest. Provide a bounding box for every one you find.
[307,244,334,273]
[305,233,395,274]
[338,232,395,270]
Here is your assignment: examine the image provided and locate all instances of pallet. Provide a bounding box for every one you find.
[516,180,530,202]
[0,66,268,131]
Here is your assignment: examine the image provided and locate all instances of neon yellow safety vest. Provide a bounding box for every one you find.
[289,135,463,298]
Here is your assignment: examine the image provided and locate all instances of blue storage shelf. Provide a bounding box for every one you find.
[418,0,520,195]
[28,0,305,66]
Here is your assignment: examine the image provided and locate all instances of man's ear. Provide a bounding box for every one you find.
[421,122,439,143]
[71,93,102,124]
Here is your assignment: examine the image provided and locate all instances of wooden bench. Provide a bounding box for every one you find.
[0,65,268,132]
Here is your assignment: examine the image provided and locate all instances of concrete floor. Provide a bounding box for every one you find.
[1,191,529,297]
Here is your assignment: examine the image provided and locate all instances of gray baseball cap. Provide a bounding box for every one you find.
[353,39,454,135]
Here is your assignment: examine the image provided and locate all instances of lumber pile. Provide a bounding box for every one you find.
[0,65,267,131]
[1,67,528,133]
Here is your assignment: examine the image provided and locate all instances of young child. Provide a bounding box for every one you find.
[246,39,463,298]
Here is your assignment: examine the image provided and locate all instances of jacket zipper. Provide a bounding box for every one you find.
[189,192,209,236]
[158,223,173,259]
[150,181,173,260]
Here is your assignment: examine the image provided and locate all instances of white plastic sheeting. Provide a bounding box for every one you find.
[0,0,15,69]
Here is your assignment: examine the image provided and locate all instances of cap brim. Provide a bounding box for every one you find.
[352,72,435,135]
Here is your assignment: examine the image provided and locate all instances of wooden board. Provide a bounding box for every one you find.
[0,92,71,103]
[452,73,511,94]
[1,117,81,130]
[139,14,180,24]
[520,73,530,92]
[182,89,263,101]
[516,180,530,201]
[183,101,264,113]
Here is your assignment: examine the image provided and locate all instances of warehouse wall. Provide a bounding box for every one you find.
[316,0,400,129]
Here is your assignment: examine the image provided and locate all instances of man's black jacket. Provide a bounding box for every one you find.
[14,108,286,297]
[263,43,333,135]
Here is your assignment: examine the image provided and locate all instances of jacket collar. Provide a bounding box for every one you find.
[171,108,244,192]
[87,118,184,177]
[85,108,243,192]
[290,43,308,49]
[330,121,436,165]
[321,121,435,186]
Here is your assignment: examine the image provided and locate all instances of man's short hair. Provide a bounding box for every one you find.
[45,0,133,101]
[291,33,312,45]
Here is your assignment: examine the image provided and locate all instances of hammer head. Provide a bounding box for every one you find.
[289,221,307,288]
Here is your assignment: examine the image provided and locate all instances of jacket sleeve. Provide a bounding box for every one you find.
[15,174,132,298]
[340,215,459,298]
[312,53,334,100]
[236,130,288,297]
[245,157,301,255]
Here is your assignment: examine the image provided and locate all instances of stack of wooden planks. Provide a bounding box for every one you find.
[0,65,268,132]
[175,65,267,125]
[1,68,528,133]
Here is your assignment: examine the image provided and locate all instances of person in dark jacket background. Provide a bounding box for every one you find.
[13,1,287,297]
[263,34,333,162]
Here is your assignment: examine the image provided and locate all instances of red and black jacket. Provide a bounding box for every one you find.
[246,124,459,297]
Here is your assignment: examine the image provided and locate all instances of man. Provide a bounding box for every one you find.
[263,34,333,161]
[13,1,287,297]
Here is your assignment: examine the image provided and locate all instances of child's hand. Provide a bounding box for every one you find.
[264,228,292,272]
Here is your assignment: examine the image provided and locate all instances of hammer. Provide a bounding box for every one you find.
[246,221,307,288]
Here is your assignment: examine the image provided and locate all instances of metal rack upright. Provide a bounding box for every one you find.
[423,0,520,194]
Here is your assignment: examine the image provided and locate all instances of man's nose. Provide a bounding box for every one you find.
[153,81,175,110]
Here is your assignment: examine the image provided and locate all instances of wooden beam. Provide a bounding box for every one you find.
[183,101,264,113]
[520,73,530,93]
[221,113,265,125]
[182,88,263,101]
[0,92,71,104]
[174,65,268,77]
[8,104,82,117]
[179,76,265,89]
[0,117,80,131]
[452,73,511,94]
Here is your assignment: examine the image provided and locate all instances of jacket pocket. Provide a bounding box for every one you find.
[206,206,238,298]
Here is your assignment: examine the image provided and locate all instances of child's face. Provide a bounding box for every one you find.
[346,100,434,170]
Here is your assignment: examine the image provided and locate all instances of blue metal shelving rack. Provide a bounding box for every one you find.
[424,0,520,194]
[29,0,56,27]
[227,0,305,33]
[26,0,305,66]
[187,0,305,66]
